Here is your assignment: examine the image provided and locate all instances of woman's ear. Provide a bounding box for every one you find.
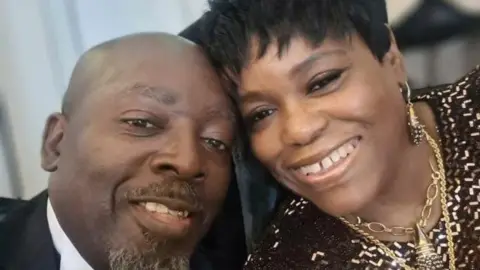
[382,24,407,84]
[41,113,67,172]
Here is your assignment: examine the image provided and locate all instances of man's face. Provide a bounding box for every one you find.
[44,48,235,269]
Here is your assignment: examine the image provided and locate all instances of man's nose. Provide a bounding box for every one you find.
[281,103,328,147]
[149,126,205,182]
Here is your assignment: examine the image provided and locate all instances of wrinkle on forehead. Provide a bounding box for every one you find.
[124,83,179,106]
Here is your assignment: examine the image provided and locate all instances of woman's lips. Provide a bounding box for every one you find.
[291,137,361,191]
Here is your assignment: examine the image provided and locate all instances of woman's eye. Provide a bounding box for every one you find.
[307,70,343,94]
[247,108,276,125]
[123,119,156,129]
[204,138,228,152]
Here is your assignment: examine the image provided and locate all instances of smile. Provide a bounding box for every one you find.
[291,137,361,189]
[297,137,359,175]
[141,201,190,219]
[129,197,201,237]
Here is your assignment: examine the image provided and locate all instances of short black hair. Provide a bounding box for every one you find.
[201,0,390,87]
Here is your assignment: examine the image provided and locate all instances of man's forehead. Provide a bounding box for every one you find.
[63,33,211,117]
[117,82,236,121]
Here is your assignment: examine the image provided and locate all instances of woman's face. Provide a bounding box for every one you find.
[239,34,408,217]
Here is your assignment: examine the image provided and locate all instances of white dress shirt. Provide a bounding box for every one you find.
[47,199,94,270]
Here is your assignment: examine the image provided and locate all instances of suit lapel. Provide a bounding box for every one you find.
[1,191,59,270]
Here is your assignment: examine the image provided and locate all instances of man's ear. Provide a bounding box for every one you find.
[381,24,407,84]
[41,113,67,172]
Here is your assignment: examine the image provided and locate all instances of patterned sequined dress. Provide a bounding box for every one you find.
[243,66,480,270]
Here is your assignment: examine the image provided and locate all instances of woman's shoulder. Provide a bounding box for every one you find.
[413,65,480,105]
[413,66,479,167]
[412,66,479,141]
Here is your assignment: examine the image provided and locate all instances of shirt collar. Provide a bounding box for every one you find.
[46,199,94,270]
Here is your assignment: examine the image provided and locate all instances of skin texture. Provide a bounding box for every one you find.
[238,32,441,242]
[42,33,235,269]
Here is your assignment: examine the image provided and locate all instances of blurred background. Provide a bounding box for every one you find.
[0,0,479,199]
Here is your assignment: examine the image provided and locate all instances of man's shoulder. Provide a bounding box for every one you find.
[0,191,49,266]
[0,196,30,243]
[0,197,27,222]
[0,192,46,226]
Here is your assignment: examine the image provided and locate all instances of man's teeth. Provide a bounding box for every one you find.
[141,202,189,218]
[298,139,358,176]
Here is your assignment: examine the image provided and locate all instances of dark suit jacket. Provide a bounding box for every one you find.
[0,192,59,270]
[0,178,246,270]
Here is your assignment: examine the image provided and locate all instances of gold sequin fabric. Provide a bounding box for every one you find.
[243,66,480,270]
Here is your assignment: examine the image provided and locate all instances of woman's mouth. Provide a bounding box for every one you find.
[292,136,361,190]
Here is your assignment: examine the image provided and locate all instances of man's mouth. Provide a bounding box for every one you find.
[140,201,190,219]
[129,197,202,238]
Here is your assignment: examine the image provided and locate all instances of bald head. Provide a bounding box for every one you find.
[62,32,208,117]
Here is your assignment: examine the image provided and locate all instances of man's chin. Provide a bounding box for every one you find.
[108,248,190,270]
[108,232,191,270]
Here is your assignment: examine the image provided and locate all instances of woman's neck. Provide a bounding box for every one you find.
[347,103,442,241]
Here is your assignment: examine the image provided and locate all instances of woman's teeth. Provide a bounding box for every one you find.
[140,202,189,218]
[298,138,358,176]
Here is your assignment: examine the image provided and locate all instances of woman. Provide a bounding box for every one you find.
[200,0,480,269]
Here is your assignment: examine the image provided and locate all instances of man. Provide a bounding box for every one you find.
[0,33,246,270]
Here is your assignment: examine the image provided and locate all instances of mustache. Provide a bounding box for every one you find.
[124,181,202,209]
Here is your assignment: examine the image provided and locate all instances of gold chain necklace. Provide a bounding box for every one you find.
[339,130,456,270]
[352,164,439,236]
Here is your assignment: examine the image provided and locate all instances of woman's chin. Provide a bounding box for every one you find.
[309,190,373,218]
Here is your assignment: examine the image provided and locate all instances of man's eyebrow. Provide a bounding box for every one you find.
[123,83,236,122]
[124,83,178,105]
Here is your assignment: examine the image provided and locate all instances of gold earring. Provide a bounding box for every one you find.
[403,82,424,145]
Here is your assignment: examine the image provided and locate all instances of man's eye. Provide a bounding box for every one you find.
[203,138,228,152]
[123,119,156,129]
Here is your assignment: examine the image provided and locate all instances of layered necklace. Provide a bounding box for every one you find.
[339,129,456,270]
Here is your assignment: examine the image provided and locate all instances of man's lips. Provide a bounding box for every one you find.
[129,196,202,214]
[129,197,203,238]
